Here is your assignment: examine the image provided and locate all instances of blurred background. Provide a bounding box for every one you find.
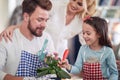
[0,0,120,46]
[0,0,23,32]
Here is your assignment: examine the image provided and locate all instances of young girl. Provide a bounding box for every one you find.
[60,16,118,79]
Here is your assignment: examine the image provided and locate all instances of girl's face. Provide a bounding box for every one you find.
[82,23,100,46]
[67,0,84,14]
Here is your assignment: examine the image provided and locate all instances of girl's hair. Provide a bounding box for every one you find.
[84,16,112,48]
[80,0,96,19]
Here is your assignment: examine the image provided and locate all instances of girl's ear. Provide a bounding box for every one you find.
[23,13,30,22]
[97,33,101,38]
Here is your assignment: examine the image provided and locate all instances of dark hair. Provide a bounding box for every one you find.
[84,16,112,48]
[22,0,52,15]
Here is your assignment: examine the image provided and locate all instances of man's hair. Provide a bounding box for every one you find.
[22,0,52,15]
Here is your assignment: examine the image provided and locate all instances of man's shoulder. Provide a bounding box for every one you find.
[0,28,20,45]
[12,28,21,38]
[13,28,20,35]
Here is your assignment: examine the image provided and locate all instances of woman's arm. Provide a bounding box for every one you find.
[0,25,19,42]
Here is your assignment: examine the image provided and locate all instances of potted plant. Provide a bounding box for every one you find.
[37,56,71,80]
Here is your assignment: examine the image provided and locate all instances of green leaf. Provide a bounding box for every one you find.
[58,70,71,79]
[37,67,51,73]
[37,56,71,79]
[37,69,49,77]
[49,69,56,74]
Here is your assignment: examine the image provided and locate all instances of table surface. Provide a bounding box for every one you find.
[62,74,83,80]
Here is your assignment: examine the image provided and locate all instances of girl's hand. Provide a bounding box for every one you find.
[62,49,69,61]
[59,59,71,70]
[0,25,18,42]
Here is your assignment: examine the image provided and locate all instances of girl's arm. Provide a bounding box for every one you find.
[0,25,19,42]
[107,49,118,80]
[70,50,83,74]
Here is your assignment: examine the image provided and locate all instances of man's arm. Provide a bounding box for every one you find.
[0,41,23,80]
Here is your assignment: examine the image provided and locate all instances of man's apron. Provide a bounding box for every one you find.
[15,38,48,77]
[15,50,46,77]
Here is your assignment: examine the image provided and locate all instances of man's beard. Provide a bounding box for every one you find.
[28,20,45,37]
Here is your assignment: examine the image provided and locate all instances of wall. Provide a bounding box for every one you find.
[0,0,22,33]
[0,0,8,32]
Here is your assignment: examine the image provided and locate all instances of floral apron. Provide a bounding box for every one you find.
[83,48,106,80]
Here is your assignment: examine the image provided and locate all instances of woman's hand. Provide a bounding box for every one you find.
[0,25,18,42]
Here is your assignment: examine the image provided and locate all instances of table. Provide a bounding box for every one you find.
[62,74,83,80]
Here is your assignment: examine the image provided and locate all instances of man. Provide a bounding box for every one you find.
[0,0,55,80]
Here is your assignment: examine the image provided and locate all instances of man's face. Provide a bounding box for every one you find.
[28,6,49,37]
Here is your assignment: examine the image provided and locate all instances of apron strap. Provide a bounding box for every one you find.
[83,51,86,62]
[100,47,105,61]
[84,46,105,62]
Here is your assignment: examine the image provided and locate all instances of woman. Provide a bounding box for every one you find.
[0,0,96,61]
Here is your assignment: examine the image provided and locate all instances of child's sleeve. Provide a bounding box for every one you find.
[70,45,85,74]
[107,48,118,80]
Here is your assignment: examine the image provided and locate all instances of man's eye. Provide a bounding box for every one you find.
[37,19,43,22]
[87,33,91,35]
[82,32,85,35]
[72,0,76,1]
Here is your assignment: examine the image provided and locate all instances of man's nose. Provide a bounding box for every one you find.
[40,21,47,27]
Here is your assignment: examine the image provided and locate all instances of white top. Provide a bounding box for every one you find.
[0,28,55,80]
[46,0,85,58]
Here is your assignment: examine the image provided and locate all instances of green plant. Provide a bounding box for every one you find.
[37,56,71,79]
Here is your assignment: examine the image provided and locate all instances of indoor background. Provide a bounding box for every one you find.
[0,0,120,45]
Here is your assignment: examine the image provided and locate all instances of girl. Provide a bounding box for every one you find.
[60,16,118,79]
